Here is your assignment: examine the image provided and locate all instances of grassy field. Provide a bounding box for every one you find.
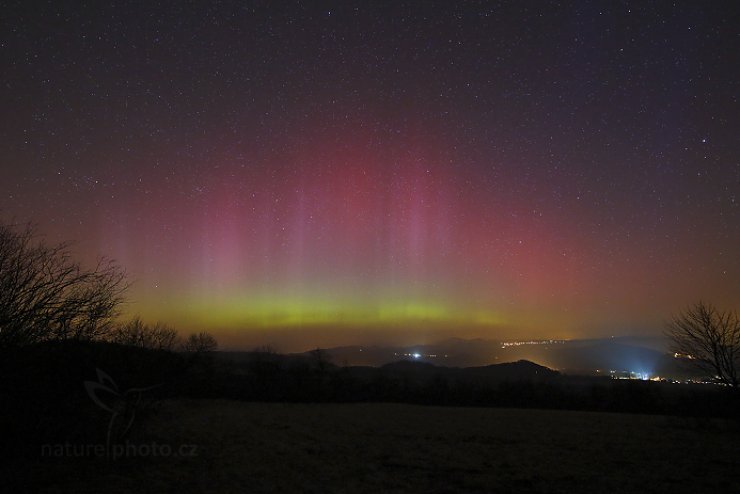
[31,400,740,493]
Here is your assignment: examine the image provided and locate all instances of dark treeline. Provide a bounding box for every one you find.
[209,350,739,417]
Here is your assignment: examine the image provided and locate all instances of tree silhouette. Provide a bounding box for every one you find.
[109,317,180,351]
[0,222,127,348]
[665,301,740,390]
[183,332,218,353]
[309,347,331,373]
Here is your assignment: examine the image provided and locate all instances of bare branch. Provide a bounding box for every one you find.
[665,301,740,389]
[0,222,128,348]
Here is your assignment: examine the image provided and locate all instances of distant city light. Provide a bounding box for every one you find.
[610,370,652,381]
[397,352,445,359]
[501,339,567,349]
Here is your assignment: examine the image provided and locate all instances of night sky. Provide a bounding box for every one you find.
[2,1,738,350]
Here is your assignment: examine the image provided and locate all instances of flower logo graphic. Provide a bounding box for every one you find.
[84,369,161,458]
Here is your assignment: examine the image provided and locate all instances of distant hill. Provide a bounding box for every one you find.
[462,360,560,381]
[305,339,503,368]
[284,336,705,380]
[539,341,664,373]
[217,350,561,384]
[346,359,559,387]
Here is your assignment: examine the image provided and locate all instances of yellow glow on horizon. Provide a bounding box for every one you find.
[132,292,508,331]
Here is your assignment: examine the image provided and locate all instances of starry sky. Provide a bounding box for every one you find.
[1,1,738,350]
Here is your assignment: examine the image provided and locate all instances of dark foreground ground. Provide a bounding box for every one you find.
[19,400,740,494]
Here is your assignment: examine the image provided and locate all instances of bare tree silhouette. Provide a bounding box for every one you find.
[183,332,218,354]
[0,222,127,348]
[665,301,740,390]
[109,317,180,351]
[309,347,331,374]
